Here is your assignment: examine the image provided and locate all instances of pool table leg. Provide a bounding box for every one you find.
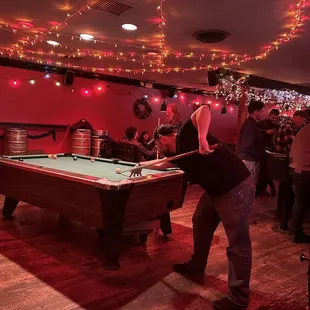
[2,197,19,220]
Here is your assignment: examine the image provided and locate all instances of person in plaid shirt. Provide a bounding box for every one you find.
[274,110,308,154]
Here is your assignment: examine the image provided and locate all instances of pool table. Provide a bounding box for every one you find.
[0,153,187,269]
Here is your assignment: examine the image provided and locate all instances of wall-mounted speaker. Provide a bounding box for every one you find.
[64,70,75,86]
[167,87,177,98]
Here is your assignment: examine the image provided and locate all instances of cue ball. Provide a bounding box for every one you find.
[90,158,95,162]
[73,156,77,161]
[52,155,57,159]
[116,168,121,174]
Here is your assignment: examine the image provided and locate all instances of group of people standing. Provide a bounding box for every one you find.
[237,101,310,240]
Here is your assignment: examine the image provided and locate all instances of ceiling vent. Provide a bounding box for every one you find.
[90,0,132,16]
[193,30,230,43]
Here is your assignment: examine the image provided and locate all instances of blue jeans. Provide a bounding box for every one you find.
[188,177,254,307]
[243,160,260,186]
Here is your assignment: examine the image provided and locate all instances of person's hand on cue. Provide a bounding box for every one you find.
[199,139,214,155]
[129,163,142,177]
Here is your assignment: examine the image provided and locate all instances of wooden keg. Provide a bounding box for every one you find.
[91,129,109,157]
[4,128,28,156]
[71,129,91,156]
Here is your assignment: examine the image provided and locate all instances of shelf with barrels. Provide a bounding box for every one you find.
[71,129,109,157]
[0,123,68,156]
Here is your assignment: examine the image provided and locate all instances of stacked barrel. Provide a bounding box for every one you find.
[91,129,109,157]
[70,129,109,157]
[4,128,28,156]
[71,129,91,156]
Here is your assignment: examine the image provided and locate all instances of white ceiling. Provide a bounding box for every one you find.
[0,0,309,89]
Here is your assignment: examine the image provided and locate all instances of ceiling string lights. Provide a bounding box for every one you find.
[0,0,307,75]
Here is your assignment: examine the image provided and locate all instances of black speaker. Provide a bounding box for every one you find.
[167,87,177,98]
[207,70,220,86]
[64,70,75,86]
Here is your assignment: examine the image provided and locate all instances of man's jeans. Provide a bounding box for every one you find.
[290,168,310,234]
[243,160,260,186]
[188,177,254,307]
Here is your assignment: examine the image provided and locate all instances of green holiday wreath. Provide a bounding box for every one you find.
[133,98,153,119]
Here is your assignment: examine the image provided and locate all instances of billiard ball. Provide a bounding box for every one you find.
[115,168,121,174]
[52,154,57,159]
[48,154,52,158]
[18,158,23,162]
[90,158,95,163]
[73,156,77,161]
[112,159,119,164]
[147,174,151,180]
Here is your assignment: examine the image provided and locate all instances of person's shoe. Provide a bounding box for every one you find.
[292,232,310,243]
[213,297,247,310]
[172,262,204,277]
[270,187,277,197]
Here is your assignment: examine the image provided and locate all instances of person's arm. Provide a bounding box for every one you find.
[139,158,176,170]
[190,105,213,154]
[129,158,177,176]
[137,144,157,157]
[191,105,211,142]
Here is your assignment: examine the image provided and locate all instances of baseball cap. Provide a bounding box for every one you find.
[147,124,177,145]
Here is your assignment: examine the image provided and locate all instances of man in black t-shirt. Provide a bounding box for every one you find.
[131,106,254,310]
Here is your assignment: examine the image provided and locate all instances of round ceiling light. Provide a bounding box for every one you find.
[122,23,137,31]
[146,51,159,56]
[46,40,60,46]
[80,33,94,40]
[17,21,36,28]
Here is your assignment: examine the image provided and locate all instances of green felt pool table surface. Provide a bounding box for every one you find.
[6,154,163,182]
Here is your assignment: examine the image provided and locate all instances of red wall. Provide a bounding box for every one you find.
[0,65,238,154]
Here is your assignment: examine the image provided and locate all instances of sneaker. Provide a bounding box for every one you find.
[270,187,277,197]
[172,262,204,277]
[292,232,310,243]
[213,297,247,310]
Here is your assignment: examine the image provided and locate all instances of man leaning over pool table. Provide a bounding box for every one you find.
[130,105,254,310]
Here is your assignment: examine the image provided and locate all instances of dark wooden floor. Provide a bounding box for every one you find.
[0,185,309,310]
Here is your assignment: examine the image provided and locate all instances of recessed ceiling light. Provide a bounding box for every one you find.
[17,21,36,28]
[80,33,94,40]
[122,23,137,31]
[146,51,159,56]
[46,40,60,46]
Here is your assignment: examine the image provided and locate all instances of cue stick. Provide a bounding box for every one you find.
[121,143,222,174]
[156,117,160,159]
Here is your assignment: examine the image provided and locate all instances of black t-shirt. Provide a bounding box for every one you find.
[237,117,265,162]
[172,119,250,196]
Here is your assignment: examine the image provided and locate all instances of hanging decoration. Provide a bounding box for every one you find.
[133,97,153,119]
[0,130,56,141]
[215,72,310,113]
[28,129,56,141]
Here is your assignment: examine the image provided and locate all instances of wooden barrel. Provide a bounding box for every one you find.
[4,128,28,156]
[91,129,109,157]
[71,129,91,156]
